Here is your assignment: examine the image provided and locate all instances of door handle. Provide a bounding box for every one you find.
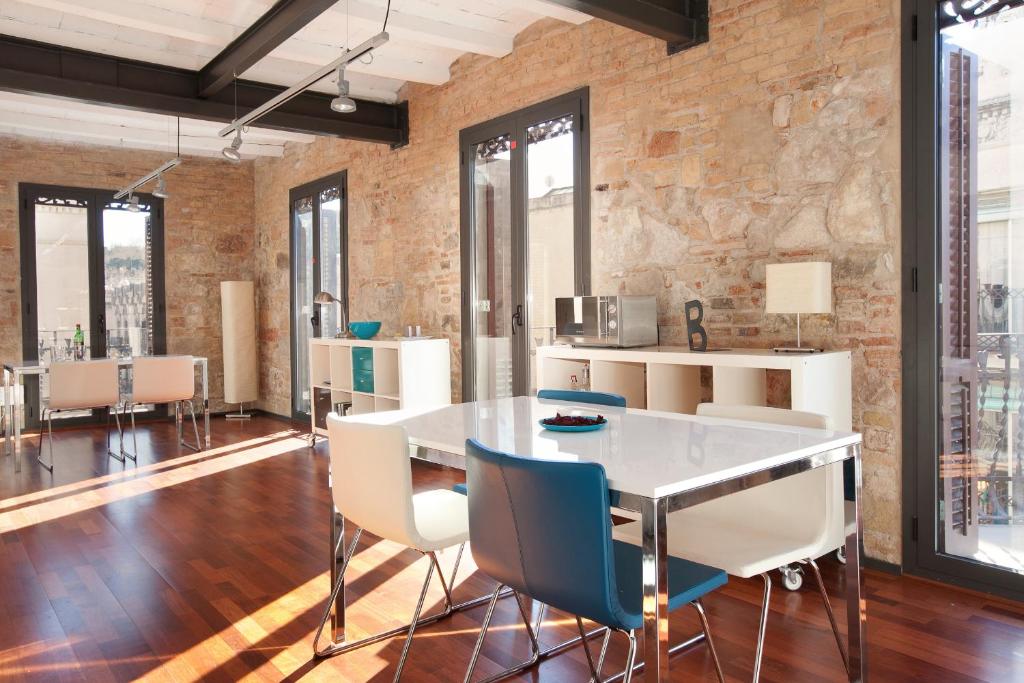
[511,304,523,335]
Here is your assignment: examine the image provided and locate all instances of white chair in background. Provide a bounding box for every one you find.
[122,355,200,459]
[613,403,849,682]
[40,359,122,471]
[313,415,471,682]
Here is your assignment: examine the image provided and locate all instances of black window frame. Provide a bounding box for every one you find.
[288,170,349,420]
[459,87,591,401]
[18,182,167,428]
[902,0,1024,601]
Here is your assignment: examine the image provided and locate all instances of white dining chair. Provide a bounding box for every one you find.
[40,359,122,471]
[313,415,471,682]
[123,355,200,459]
[612,403,849,682]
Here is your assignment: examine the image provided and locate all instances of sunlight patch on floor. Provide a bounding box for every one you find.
[0,431,307,533]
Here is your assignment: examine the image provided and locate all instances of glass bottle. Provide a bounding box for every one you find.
[73,323,85,360]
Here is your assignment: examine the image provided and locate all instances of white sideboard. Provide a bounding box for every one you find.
[309,338,451,437]
[536,345,852,430]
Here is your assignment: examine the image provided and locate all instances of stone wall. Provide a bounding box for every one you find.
[0,136,255,412]
[253,1,902,563]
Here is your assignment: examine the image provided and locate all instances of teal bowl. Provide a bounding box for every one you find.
[349,321,382,339]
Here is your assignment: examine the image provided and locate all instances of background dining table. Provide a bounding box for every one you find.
[330,395,867,682]
[2,355,211,471]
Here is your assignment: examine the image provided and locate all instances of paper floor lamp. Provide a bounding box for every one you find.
[221,281,258,418]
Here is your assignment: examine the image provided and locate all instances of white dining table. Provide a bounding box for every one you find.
[2,356,211,471]
[327,396,867,682]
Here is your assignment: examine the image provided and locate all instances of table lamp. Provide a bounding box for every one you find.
[314,291,350,338]
[765,262,832,353]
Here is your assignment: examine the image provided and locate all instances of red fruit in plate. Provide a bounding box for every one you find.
[542,413,606,427]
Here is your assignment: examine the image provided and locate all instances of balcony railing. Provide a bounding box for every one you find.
[976,290,1024,524]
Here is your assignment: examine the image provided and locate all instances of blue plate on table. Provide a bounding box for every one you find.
[539,416,607,432]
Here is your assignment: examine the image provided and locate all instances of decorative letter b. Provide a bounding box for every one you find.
[685,300,708,352]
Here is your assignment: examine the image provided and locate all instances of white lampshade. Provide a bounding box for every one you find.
[765,262,832,314]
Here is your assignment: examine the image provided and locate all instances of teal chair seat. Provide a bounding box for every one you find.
[452,482,468,496]
[611,540,727,630]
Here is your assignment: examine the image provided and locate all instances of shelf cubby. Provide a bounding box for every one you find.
[374,396,401,412]
[647,363,701,414]
[591,360,647,409]
[373,347,400,398]
[329,346,353,391]
[351,393,376,415]
[311,343,331,387]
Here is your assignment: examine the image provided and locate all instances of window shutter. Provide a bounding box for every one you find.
[939,43,980,551]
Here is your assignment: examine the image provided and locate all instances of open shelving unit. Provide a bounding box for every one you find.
[537,345,852,430]
[310,337,451,436]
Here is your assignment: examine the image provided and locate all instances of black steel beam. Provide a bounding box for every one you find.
[0,34,407,145]
[544,0,708,52]
[198,0,338,98]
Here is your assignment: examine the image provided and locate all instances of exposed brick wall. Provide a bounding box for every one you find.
[254,2,902,562]
[0,136,255,412]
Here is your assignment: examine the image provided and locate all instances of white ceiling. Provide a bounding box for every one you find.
[0,0,590,157]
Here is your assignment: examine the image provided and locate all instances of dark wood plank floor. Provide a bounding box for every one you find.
[0,415,1021,682]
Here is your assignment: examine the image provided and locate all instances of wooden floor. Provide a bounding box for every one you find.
[0,415,1021,682]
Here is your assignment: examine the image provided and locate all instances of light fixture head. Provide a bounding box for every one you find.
[330,67,357,113]
[314,291,338,304]
[152,174,169,199]
[126,194,141,213]
[222,130,243,161]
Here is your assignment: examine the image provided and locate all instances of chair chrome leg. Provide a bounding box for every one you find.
[593,628,612,683]
[621,630,638,683]
[119,402,138,461]
[463,584,503,683]
[36,408,54,472]
[577,616,601,682]
[392,554,436,682]
[466,589,547,683]
[313,527,364,657]
[178,400,201,451]
[693,599,725,683]
[807,557,850,675]
[753,572,772,683]
[106,406,125,462]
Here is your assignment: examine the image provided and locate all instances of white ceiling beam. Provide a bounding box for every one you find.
[13,0,238,48]
[318,0,512,57]
[516,0,592,24]
[0,110,285,157]
[0,91,318,143]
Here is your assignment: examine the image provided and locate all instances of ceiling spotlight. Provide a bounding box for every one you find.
[222,130,243,161]
[152,174,169,199]
[330,67,357,114]
[127,194,141,213]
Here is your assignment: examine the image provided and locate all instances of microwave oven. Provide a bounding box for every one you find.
[554,296,658,348]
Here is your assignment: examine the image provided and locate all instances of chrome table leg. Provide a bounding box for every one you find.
[13,369,23,473]
[845,443,867,681]
[200,358,210,449]
[641,495,670,682]
[331,505,346,645]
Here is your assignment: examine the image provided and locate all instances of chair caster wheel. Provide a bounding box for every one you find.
[781,565,804,591]
[836,546,847,564]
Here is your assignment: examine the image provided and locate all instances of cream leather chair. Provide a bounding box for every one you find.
[123,355,200,459]
[40,359,122,471]
[613,403,848,682]
[313,415,471,682]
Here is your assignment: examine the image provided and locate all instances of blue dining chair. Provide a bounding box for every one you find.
[462,439,727,683]
[451,389,627,496]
